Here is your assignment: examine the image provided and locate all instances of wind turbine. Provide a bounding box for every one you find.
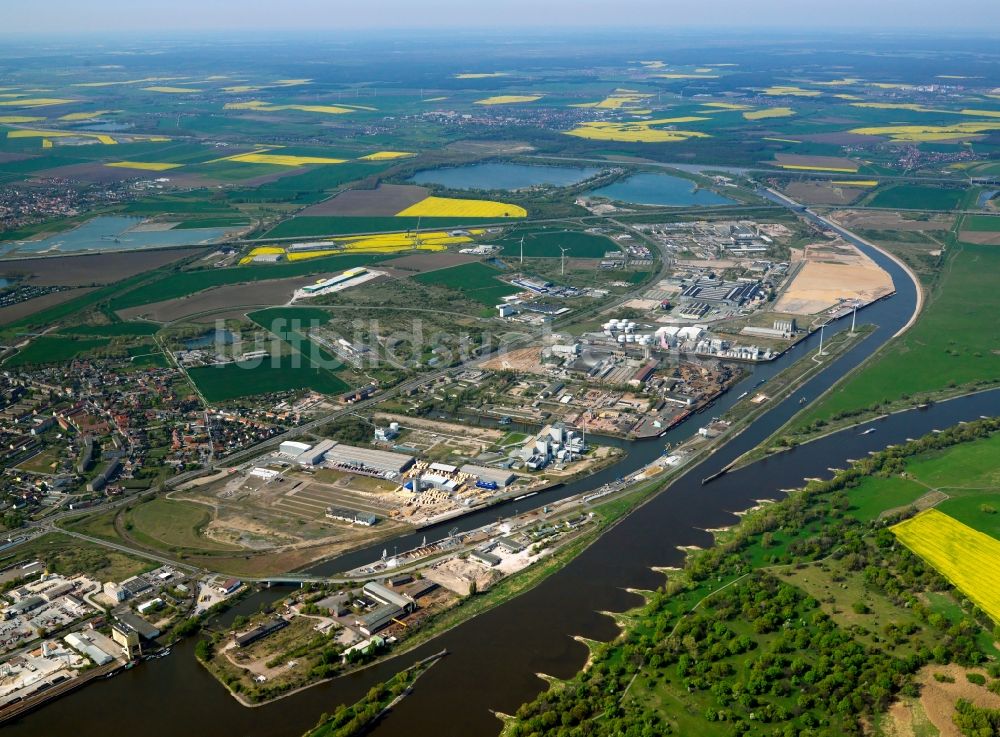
[559,246,568,276]
[519,236,525,265]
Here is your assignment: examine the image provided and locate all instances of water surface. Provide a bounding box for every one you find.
[410,163,601,190]
[12,216,230,255]
[588,172,736,206]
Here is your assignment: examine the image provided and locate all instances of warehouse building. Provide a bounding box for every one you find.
[115,611,160,640]
[279,440,311,458]
[326,507,378,526]
[356,604,403,636]
[64,632,115,666]
[460,464,516,488]
[295,438,337,466]
[679,278,761,307]
[363,582,415,613]
[235,618,288,648]
[323,443,414,477]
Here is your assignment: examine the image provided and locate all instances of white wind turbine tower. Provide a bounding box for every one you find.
[559,246,568,276]
[519,236,525,265]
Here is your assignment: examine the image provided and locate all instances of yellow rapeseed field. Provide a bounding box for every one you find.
[7,130,117,145]
[0,116,44,123]
[396,197,526,218]
[59,110,115,121]
[573,92,653,110]
[851,102,938,112]
[239,231,478,264]
[744,107,796,120]
[762,86,821,97]
[565,120,710,143]
[223,100,357,115]
[831,180,878,187]
[359,151,415,160]
[777,164,858,173]
[0,98,75,108]
[892,509,1000,622]
[475,95,541,105]
[143,87,201,94]
[105,161,182,171]
[849,121,1000,142]
[73,77,186,88]
[224,152,347,166]
[813,77,862,86]
[41,139,52,149]
[701,102,753,110]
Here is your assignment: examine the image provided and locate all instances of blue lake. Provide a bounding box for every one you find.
[410,163,602,190]
[7,216,231,255]
[184,329,235,349]
[588,172,736,206]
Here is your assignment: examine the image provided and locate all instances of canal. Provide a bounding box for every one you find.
[11,228,993,736]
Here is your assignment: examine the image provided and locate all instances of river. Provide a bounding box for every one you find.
[11,223,995,736]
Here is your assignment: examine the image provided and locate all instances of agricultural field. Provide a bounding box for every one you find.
[892,510,1000,622]
[412,261,516,305]
[57,321,160,337]
[262,216,497,239]
[498,228,618,258]
[868,184,967,210]
[187,358,350,402]
[108,252,384,312]
[3,335,109,366]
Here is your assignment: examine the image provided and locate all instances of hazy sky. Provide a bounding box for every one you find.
[3,0,999,33]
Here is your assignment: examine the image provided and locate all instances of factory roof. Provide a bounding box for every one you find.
[363,581,413,611]
[324,443,414,475]
[460,464,516,486]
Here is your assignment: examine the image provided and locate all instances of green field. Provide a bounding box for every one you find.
[795,242,1000,425]
[845,433,1000,533]
[246,306,332,328]
[413,261,516,305]
[3,336,109,366]
[501,229,617,258]
[248,308,342,368]
[187,358,350,401]
[263,216,499,239]
[124,498,239,553]
[108,253,384,311]
[127,344,170,368]
[60,321,160,337]
[0,532,154,582]
[868,184,965,210]
[846,475,929,522]
[961,214,1000,231]
[174,217,251,229]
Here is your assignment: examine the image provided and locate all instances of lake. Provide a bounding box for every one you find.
[8,216,231,255]
[184,329,235,349]
[410,162,602,190]
[588,172,736,206]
